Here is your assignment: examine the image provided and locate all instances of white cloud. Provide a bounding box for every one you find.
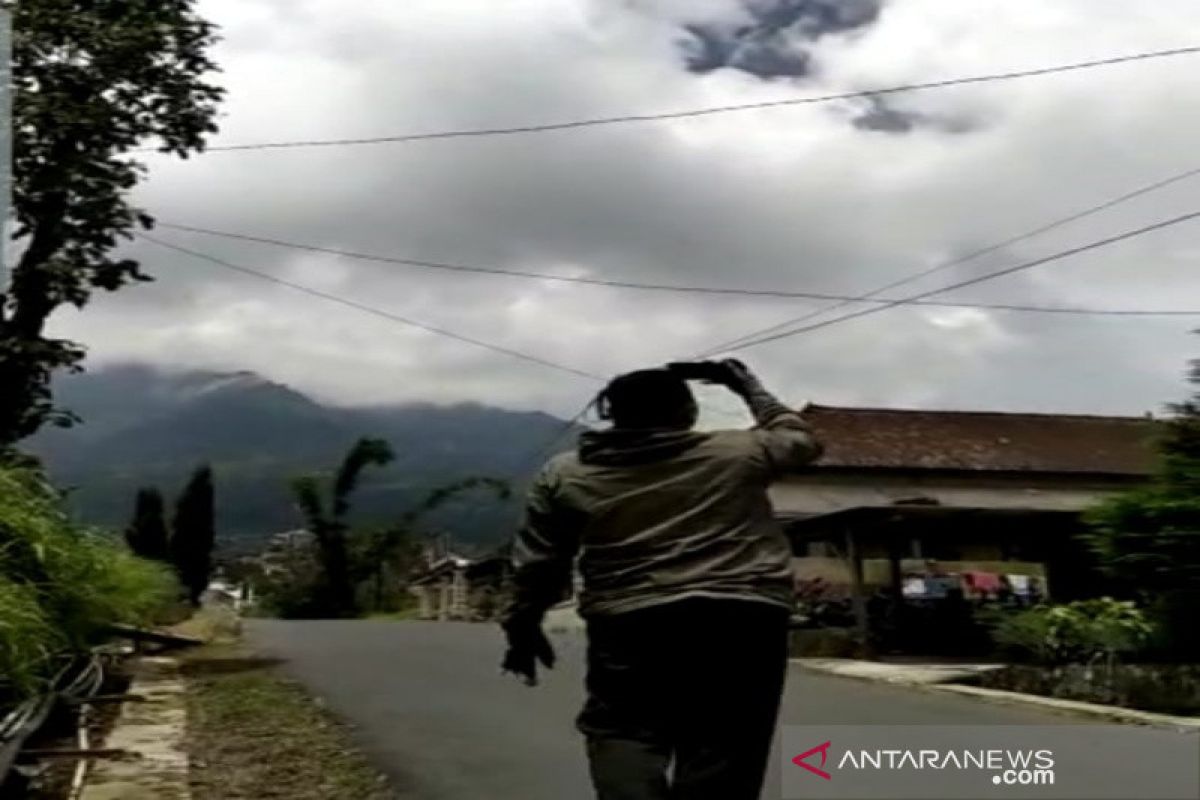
[44,0,1200,419]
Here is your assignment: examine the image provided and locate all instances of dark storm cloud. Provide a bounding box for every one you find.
[676,0,973,135]
[850,95,980,134]
[681,0,882,78]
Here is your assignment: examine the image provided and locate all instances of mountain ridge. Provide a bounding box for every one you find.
[25,365,583,554]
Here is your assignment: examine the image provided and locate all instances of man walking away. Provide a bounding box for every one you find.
[500,359,822,800]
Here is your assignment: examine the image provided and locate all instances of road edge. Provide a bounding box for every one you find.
[933,684,1200,731]
[80,656,191,800]
[792,659,1200,732]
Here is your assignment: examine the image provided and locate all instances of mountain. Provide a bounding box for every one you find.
[24,365,584,555]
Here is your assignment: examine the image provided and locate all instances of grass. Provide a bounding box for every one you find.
[0,578,63,696]
[172,605,244,643]
[183,644,397,800]
[1,465,178,696]
[364,606,422,622]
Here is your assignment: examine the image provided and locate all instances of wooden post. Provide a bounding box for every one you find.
[845,528,870,657]
[884,534,906,657]
[888,543,903,595]
[451,566,469,619]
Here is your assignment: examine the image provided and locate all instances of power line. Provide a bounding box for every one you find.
[142,234,747,472]
[524,204,1197,471]
[162,46,1200,154]
[147,230,607,476]
[156,222,1200,317]
[698,164,1200,356]
[512,400,597,478]
[722,209,1200,352]
[514,381,758,478]
[139,234,605,383]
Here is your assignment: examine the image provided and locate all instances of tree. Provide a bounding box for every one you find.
[171,465,215,606]
[0,0,224,447]
[125,487,169,562]
[291,438,395,618]
[356,477,511,613]
[351,523,422,614]
[1083,346,1200,656]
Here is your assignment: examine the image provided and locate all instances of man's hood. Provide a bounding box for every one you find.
[578,428,708,467]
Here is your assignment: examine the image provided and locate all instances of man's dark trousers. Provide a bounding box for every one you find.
[577,597,791,800]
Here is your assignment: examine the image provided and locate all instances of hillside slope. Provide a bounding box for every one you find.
[25,365,584,554]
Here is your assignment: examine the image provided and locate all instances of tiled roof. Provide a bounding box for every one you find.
[798,404,1156,476]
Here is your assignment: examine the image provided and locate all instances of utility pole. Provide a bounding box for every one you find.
[0,3,10,292]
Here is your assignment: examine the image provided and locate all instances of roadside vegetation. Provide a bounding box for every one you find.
[975,349,1200,713]
[0,464,179,698]
[251,436,509,620]
[990,598,1154,667]
[998,346,1199,665]
[183,643,396,800]
[1080,350,1200,661]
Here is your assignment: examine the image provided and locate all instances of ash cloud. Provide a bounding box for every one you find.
[681,0,883,78]
[852,95,978,134]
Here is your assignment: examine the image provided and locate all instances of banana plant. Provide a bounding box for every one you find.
[360,477,511,612]
[290,438,395,617]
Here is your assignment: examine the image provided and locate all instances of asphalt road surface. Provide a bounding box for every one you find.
[248,620,1198,800]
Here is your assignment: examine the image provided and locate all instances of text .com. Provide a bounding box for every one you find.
[994,767,1056,787]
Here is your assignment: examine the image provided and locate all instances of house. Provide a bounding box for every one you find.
[201,576,251,611]
[777,404,1156,646]
[256,529,317,577]
[540,403,1156,637]
[410,553,473,620]
[409,545,513,621]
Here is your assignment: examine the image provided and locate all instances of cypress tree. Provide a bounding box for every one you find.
[172,465,216,606]
[125,487,170,562]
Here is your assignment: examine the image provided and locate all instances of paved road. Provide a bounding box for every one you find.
[248,621,1196,799]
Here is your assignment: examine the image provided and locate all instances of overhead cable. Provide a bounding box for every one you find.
[139,234,605,382]
[157,46,1200,153]
[721,209,1200,352]
[156,222,1200,318]
[697,164,1200,355]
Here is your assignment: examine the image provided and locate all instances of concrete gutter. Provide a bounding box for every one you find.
[793,658,1200,732]
[79,657,190,800]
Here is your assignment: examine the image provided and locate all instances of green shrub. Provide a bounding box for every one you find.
[1080,351,1200,659]
[990,598,1154,667]
[0,465,179,697]
[253,542,329,619]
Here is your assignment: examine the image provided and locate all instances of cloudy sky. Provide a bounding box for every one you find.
[46,0,1200,422]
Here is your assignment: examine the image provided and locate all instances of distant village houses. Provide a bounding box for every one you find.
[409,540,512,621]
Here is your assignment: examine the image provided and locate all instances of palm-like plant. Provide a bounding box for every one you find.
[360,477,511,612]
[290,438,395,617]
